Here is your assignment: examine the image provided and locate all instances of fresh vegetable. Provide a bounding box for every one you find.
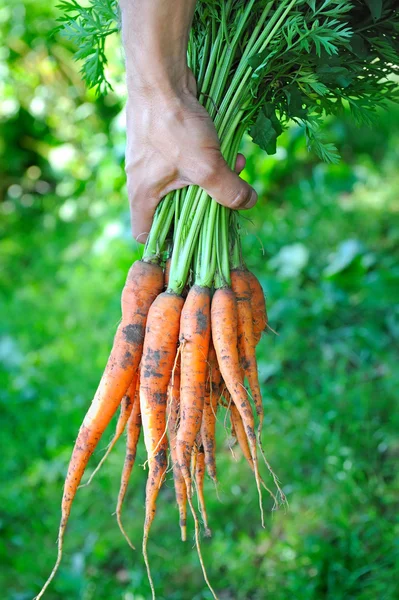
[34,260,163,600]
[140,291,184,598]
[177,284,211,495]
[194,439,211,537]
[245,269,268,344]
[116,376,142,550]
[200,343,221,482]
[79,374,137,489]
[166,356,187,541]
[211,286,264,528]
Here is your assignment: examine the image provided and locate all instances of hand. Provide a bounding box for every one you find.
[125,70,257,242]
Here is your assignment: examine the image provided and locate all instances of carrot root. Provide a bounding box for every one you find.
[80,374,138,489]
[187,494,218,600]
[194,443,211,537]
[211,287,265,528]
[141,291,184,597]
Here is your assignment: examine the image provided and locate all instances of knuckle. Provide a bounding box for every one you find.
[228,186,251,209]
[196,158,220,187]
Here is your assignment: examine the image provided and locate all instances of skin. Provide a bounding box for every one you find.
[119,0,257,242]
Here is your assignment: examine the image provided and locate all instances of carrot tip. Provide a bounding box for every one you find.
[117,512,136,550]
[180,525,187,542]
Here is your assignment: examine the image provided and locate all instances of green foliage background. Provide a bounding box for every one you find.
[1,2,398,599]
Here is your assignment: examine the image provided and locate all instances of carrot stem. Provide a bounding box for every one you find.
[143,192,175,263]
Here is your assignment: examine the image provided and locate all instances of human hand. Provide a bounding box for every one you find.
[126,71,257,242]
[121,0,257,242]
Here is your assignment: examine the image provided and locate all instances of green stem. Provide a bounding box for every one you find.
[219,206,231,286]
[199,23,223,103]
[198,200,218,287]
[215,0,296,138]
[142,193,175,262]
[230,212,244,270]
[196,27,211,91]
[167,185,208,294]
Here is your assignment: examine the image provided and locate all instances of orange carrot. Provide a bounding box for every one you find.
[230,272,284,505]
[176,285,211,495]
[80,370,139,488]
[211,287,264,527]
[140,291,184,599]
[230,403,253,470]
[200,343,221,482]
[34,260,163,600]
[194,438,211,537]
[231,269,264,434]
[230,403,279,508]
[116,376,142,549]
[176,285,217,599]
[245,269,267,344]
[166,356,187,541]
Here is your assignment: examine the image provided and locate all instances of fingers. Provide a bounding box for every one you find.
[235,153,246,174]
[197,153,257,211]
[127,179,159,243]
[130,200,156,244]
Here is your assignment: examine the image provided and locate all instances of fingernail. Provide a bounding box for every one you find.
[244,190,257,209]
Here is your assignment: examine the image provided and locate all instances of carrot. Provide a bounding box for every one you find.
[230,271,285,506]
[116,376,142,550]
[176,285,211,494]
[245,269,268,344]
[194,438,211,537]
[229,403,279,508]
[211,286,264,527]
[176,284,217,599]
[230,269,264,435]
[80,370,138,488]
[200,343,221,482]
[230,403,253,468]
[34,260,163,600]
[140,291,184,600]
[166,355,187,541]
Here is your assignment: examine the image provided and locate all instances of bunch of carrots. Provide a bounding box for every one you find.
[37,0,399,598]
[36,244,285,600]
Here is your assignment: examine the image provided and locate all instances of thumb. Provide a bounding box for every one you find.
[198,154,257,210]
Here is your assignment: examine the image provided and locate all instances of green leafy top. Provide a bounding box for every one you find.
[57,0,119,94]
[58,0,399,162]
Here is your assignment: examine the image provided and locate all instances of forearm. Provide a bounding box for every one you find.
[120,0,196,96]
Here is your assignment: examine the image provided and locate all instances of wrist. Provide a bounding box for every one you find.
[125,56,190,100]
[121,0,195,100]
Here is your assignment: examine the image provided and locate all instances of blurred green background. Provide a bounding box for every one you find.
[1,2,398,599]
